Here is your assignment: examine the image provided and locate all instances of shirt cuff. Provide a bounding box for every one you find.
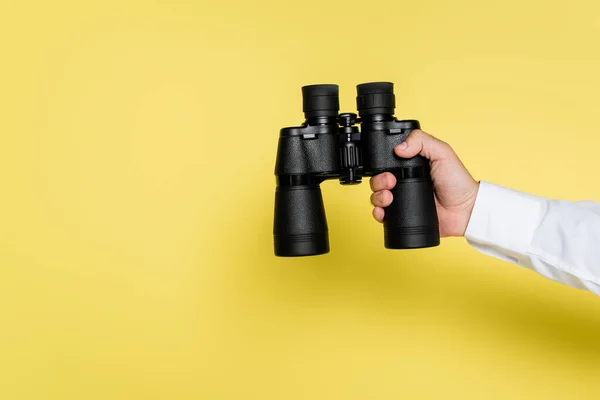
[464,181,547,260]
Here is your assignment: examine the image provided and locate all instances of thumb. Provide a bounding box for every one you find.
[394,129,452,161]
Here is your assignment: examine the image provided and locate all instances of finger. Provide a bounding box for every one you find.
[369,172,396,192]
[372,207,385,223]
[394,129,454,161]
[370,189,393,207]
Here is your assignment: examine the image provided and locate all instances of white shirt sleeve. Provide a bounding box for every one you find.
[464,181,600,295]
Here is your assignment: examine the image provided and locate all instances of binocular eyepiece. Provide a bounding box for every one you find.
[301,82,396,119]
[302,84,339,119]
[356,82,396,116]
[274,82,440,257]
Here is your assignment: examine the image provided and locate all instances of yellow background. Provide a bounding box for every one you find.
[2,0,600,398]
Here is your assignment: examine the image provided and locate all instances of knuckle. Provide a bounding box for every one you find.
[384,191,392,204]
[438,140,454,155]
[370,192,379,205]
[369,177,377,191]
[386,172,396,187]
[409,129,425,139]
[379,174,387,188]
[373,174,386,191]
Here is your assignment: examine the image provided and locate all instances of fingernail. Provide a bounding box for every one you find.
[398,142,408,150]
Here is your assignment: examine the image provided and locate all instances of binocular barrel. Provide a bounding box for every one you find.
[273,82,440,257]
[274,178,329,257]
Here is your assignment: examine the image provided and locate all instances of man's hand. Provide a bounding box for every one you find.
[369,130,479,237]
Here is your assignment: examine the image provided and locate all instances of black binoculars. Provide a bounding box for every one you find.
[273,82,440,257]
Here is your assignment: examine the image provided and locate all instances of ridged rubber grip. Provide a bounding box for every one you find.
[340,142,361,169]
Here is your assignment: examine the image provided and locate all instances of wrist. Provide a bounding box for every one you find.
[459,181,480,237]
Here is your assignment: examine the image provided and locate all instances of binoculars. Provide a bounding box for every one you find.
[273,82,440,257]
